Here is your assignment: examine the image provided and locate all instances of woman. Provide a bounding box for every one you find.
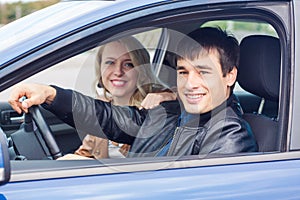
[68,36,176,159]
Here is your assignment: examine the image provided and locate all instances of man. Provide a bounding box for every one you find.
[9,27,257,157]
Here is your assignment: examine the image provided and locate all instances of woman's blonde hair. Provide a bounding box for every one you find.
[96,36,169,107]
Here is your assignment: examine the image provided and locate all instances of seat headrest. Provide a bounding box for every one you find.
[238,35,280,101]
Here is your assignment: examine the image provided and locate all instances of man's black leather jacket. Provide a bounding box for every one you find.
[43,86,257,157]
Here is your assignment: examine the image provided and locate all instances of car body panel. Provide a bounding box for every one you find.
[290,0,300,150]
[1,155,300,199]
[0,0,284,69]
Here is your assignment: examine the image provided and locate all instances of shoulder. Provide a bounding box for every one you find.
[202,103,258,154]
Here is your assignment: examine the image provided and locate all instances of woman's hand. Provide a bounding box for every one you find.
[140,92,177,109]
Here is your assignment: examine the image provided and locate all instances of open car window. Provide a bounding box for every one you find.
[0,1,288,181]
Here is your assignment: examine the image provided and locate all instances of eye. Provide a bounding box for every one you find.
[176,66,188,76]
[178,71,188,75]
[199,71,209,75]
[123,62,134,69]
[105,60,114,65]
[177,70,188,76]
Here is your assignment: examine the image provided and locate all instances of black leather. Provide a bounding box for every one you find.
[44,87,257,157]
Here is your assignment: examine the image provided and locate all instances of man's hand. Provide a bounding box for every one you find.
[8,83,57,114]
[140,92,177,109]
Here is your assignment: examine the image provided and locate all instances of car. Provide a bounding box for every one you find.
[0,0,300,199]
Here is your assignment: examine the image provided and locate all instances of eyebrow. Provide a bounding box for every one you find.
[123,59,133,62]
[176,66,185,70]
[176,65,213,71]
[195,65,213,70]
[104,57,132,62]
[104,57,116,60]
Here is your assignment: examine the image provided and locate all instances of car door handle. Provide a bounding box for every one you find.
[1,110,24,125]
[10,115,24,124]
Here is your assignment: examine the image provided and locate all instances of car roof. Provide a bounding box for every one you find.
[0,0,186,66]
[0,0,286,67]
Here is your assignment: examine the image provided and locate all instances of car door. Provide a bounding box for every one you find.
[0,0,299,199]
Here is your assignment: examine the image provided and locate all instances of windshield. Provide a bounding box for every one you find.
[0,1,115,66]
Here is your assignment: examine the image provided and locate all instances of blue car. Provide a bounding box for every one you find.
[0,0,300,199]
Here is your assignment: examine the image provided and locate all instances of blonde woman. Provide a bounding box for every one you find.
[71,36,176,159]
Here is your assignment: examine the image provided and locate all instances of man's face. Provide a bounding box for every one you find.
[176,49,236,114]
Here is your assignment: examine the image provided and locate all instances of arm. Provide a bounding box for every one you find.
[46,86,181,146]
[9,83,180,146]
[8,83,142,144]
[43,86,144,144]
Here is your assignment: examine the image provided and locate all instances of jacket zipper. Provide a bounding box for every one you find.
[166,127,180,156]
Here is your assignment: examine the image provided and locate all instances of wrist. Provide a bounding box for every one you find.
[45,86,57,104]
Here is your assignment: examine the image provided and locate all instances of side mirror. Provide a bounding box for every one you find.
[0,127,10,186]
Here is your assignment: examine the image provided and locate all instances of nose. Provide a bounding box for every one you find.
[185,71,202,90]
[113,63,125,76]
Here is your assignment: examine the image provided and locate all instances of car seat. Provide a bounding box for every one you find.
[238,35,281,152]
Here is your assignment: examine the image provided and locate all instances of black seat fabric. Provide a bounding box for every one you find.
[238,35,280,152]
[242,113,278,152]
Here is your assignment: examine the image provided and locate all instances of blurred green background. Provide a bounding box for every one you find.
[0,0,59,25]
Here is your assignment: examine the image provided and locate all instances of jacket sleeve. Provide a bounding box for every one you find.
[42,86,145,145]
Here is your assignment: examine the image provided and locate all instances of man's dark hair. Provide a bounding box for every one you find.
[176,27,240,77]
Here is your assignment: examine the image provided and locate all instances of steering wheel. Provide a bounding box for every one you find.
[28,105,62,159]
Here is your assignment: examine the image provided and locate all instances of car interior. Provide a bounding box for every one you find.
[238,35,280,152]
[0,17,282,162]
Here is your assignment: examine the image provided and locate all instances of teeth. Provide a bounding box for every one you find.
[112,80,125,86]
[186,94,204,99]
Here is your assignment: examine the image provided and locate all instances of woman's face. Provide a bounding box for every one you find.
[100,41,138,103]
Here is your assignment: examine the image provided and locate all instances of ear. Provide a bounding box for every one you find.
[226,66,237,87]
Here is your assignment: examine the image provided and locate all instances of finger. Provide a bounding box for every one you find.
[141,94,160,109]
[141,101,159,109]
[21,100,31,113]
[8,86,28,113]
[140,97,148,108]
[8,97,24,114]
[141,98,153,109]
[22,98,34,109]
[8,100,23,114]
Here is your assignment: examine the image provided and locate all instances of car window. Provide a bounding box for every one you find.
[0,29,163,100]
[0,28,166,159]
